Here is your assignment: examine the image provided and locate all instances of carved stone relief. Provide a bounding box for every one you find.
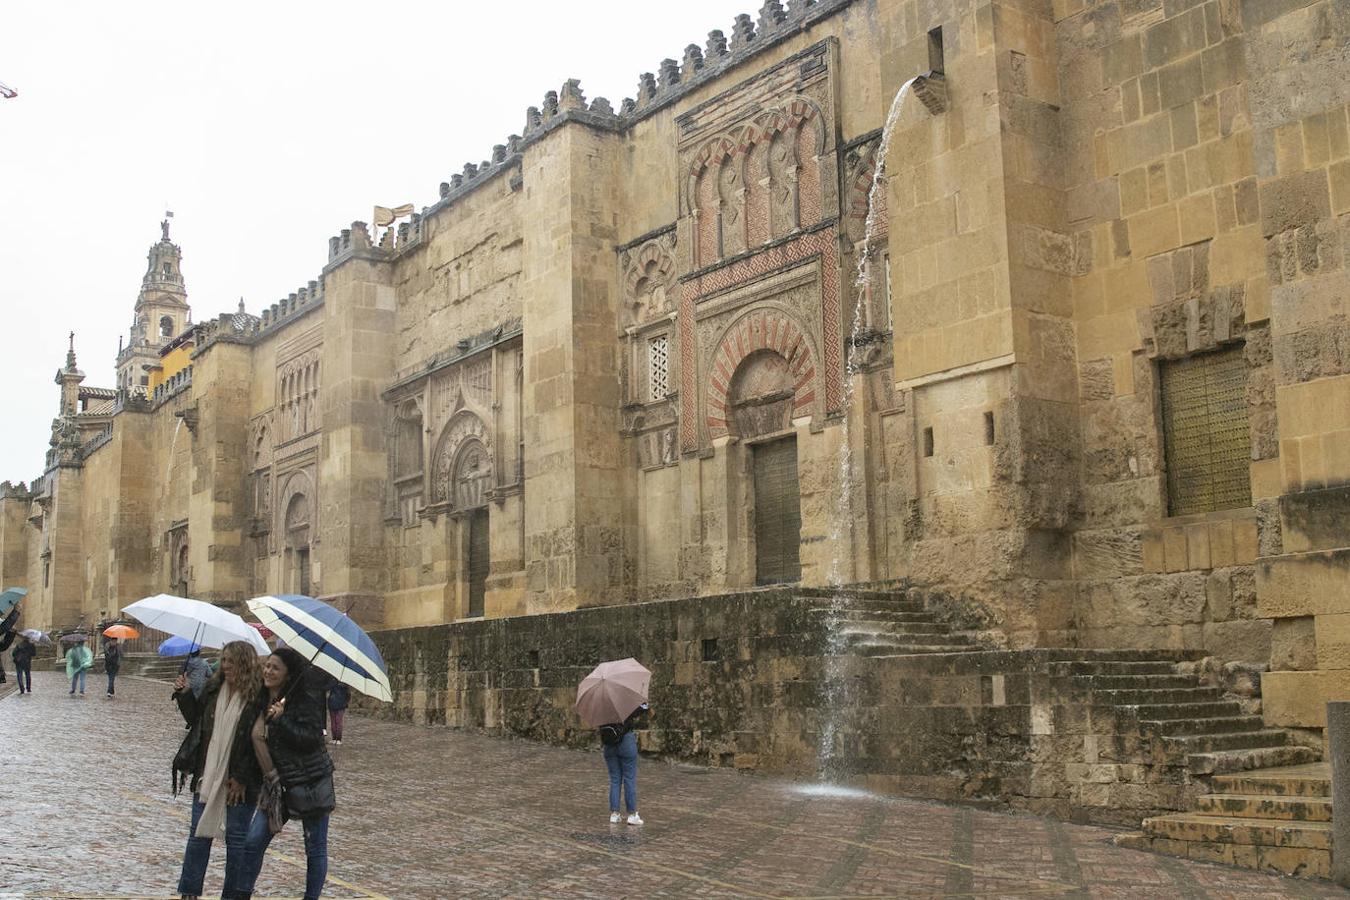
[618,231,677,329]
[431,412,490,506]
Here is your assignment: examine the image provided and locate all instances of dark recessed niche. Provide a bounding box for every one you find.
[527,649,540,669]
[923,427,935,457]
[702,637,720,662]
[928,26,945,75]
[984,411,995,446]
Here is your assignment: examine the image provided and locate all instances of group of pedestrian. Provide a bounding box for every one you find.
[171,641,336,900]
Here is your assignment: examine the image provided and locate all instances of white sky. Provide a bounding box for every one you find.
[0,0,748,482]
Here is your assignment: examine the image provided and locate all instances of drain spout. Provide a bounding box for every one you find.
[912,71,948,116]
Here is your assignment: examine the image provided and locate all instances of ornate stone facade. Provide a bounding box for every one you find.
[2,0,1348,741]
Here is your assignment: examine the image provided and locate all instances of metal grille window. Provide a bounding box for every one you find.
[648,335,669,401]
[1160,346,1252,517]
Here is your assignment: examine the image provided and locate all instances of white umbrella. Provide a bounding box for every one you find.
[123,593,268,655]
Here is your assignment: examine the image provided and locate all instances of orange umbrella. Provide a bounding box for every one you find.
[103,624,139,639]
[575,658,651,728]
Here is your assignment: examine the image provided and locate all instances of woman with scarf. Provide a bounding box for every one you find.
[172,640,267,900]
[236,646,335,900]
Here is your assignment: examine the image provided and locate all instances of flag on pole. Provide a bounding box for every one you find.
[373,204,415,227]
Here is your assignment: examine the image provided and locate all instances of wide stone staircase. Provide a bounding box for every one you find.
[802,587,979,655]
[795,585,1328,878]
[1116,764,1332,879]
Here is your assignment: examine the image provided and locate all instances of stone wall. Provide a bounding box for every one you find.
[368,588,1220,826]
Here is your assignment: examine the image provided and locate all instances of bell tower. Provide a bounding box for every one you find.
[116,215,192,393]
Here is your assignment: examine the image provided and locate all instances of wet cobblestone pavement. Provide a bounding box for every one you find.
[2,671,1341,898]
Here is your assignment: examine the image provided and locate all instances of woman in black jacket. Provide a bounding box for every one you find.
[236,647,335,900]
[172,640,267,900]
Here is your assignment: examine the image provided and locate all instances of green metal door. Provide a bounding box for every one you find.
[753,437,802,585]
[467,508,489,617]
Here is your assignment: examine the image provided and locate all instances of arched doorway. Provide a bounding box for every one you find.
[728,349,802,585]
[453,439,491,617]
[285,492,312,596]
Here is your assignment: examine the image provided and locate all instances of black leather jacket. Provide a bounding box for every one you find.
[175,679,268,801]
[267,679,333,788]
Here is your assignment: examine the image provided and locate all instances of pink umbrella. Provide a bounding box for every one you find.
[575,658,651,728]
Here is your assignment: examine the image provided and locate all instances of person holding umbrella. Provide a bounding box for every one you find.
[236,646,335,900]
[0,607,17,685]
[64,635,93,696]
[12,631,37,694]
[576,658,652,826]
[103,637,122,698]
[172,639,268,900]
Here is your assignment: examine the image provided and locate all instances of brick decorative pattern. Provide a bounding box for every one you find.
[704,307,817,438]
[679,225,841,451]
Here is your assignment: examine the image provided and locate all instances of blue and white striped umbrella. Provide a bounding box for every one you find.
[0,586,27,619]
[246,595,391,702]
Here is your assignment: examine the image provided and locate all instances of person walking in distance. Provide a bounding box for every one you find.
[66,637,93,696]
[12,633,35,694]
[104,636,122,699]
[600,703,648,826]
[0,606,17,684]
[171,640,268,900]
[237,647,336,900]
[326,681,349,746]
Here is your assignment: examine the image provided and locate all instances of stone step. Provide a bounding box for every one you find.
[1195,793,1332,822]
[1163,730,1289,755]
[836,620,947,635]
[857,644,982,657]
[1048,660,1179,676]
[1187,744,1322,776]
[1123,700,1245,720]
[1073,674,1198,691]
[1093,687,1226,705]
[1141,715,1266,737]
[841,631,968,647]
[1140,813,1331,850]
[1113,830,1330,879]
[808,607,931,621]
[1211,765,1331,798]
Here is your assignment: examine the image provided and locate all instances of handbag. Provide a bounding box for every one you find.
[284,772,336,819]
[258,771,287,834]
[171,724,202,796]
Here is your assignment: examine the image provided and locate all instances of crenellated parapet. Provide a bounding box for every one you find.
[255,276,327,339]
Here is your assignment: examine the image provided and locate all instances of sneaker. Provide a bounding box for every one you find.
[332,740,342,746]
[609,812,621,824]
[626,813,643,826]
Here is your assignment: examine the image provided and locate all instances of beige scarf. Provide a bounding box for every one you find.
[194,681,246,838]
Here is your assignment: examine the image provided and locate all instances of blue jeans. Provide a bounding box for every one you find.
[177,793,255,898]
[603,730,638,813]
[106,670,118,695]
[15,663,31,692]
[238,810,329,899]
[69,670,86,693]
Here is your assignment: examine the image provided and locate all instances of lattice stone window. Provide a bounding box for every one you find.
[648,335,669,401]
[1160,346,1252,517]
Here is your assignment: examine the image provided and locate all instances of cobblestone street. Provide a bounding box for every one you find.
[1,671,1340,899]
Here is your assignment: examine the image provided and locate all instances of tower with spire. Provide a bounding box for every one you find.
[116,215,192,394]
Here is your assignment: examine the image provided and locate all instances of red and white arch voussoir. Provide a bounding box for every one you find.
[705,307,817,438]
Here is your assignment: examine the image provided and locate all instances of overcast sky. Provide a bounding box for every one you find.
[0,0,752,483]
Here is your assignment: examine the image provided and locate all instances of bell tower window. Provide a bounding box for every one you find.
[159,315,174,337]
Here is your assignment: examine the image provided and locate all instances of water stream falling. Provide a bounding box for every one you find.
[166,417,183,485]
[817,75,933,781]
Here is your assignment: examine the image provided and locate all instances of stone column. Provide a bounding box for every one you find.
[1329,701,1350,887]
[519,122,628,612]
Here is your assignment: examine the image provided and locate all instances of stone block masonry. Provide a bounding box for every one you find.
[366,585,1305,827]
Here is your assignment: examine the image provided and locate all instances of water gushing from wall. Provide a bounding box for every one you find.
[817,75,935,780]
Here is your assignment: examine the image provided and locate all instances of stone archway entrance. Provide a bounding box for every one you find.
[285,492,312,596]
[728,349,802,585]
[453,438,491,618]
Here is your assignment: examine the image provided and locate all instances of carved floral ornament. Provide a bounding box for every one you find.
[431,412,491,506]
